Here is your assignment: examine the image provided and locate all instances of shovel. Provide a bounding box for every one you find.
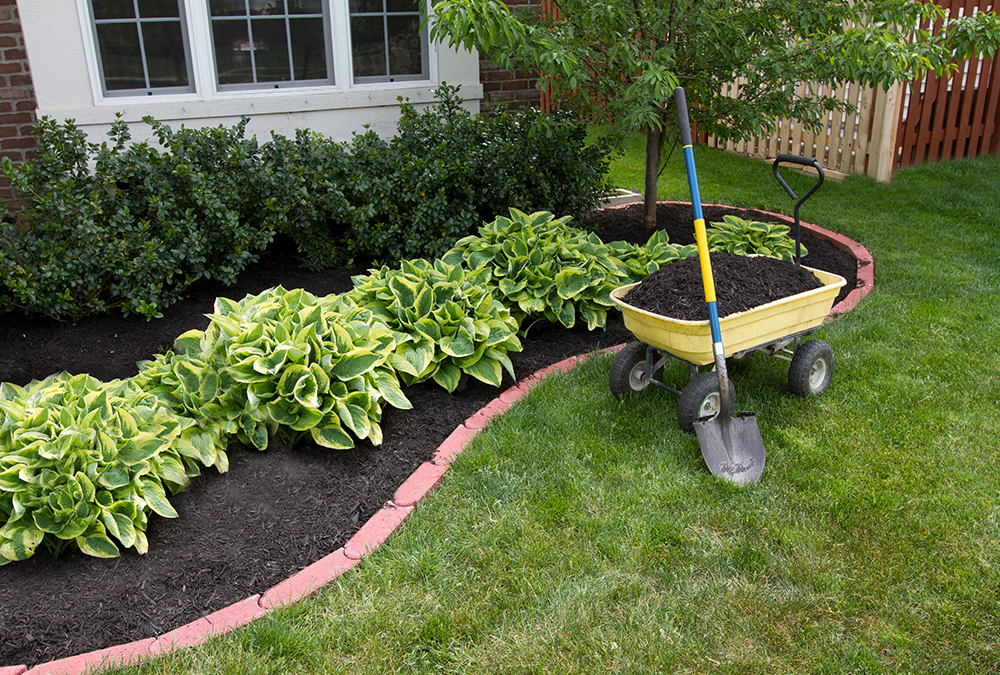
[673,86,765,485]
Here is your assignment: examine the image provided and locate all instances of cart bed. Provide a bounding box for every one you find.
[611,266,846,366]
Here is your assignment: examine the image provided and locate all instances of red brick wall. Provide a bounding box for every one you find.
[478,0,543,115]
[0,0,36,205]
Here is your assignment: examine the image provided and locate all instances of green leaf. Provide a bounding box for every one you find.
[0,523,44,562]
[335,401,371,439]
[98,465,130,490]
[464,356,503,388]
[432,361,463,393]
[76,528,121,559]
[440,333,475,358]
[310,419,355,449]
[139,477,178,519]
[332,350,383,380]
[118,434,167,466]
[174,330,205,356]
[374,369,412,410]
[554,269,590,299]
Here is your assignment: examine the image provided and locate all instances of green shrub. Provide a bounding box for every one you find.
[443,209,631,333]
[0,116,272,320]
[0,373,199,563]
[344,258,522,392]
[257,129,370,269]
[606,230,699,282]
[706,214,807,261]
[282,84,615,269]
[171,286,411,450]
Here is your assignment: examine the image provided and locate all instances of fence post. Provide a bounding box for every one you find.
[866,83,901,182]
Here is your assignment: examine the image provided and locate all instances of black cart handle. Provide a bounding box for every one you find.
[772,154,824,202]
[771,154,825,266]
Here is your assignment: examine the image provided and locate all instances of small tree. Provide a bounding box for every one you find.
[428,0,1000,229]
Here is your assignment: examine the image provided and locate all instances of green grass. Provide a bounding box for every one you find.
[110,142,1000,674]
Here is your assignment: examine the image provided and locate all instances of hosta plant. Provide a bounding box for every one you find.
[0,373,194,563]
[442,209,631,333]
[607,230,699,282]
[173,286,411,450]
[706,215,807,261]
[344,258,521,393]
[132,350,236,475]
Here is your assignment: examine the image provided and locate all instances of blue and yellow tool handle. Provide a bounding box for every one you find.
[673,86,722,346]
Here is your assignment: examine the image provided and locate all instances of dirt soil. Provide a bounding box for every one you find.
[0,202,858,668]
[623,251,824,321]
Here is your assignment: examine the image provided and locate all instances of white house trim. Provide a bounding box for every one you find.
[17,0,481,144]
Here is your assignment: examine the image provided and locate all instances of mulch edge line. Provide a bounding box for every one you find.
[10,212,873,675]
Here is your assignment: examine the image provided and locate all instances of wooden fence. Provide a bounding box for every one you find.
[896,0,1000,169]
[704,0,1000,181]
[703,80,900,181]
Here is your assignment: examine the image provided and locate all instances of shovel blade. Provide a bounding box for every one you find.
[693,412,766,485]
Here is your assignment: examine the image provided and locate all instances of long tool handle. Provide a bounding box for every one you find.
[674,86,732,416]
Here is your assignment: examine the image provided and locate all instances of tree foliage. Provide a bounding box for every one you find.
[429,0,1000,225]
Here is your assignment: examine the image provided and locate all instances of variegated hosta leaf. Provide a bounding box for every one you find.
[442,208,633,333]
[706,215,806,261]
[166,286,410,453]
[0,373,187,564]
[346,258,521,393]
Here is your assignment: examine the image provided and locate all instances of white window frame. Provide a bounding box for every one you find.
[76,0,438,106]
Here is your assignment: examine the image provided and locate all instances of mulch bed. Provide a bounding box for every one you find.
[0,201,859,669]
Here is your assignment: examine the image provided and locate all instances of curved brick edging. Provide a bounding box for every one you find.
[5,217,872,675]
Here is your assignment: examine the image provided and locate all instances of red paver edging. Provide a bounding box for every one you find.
[9,218,871,675]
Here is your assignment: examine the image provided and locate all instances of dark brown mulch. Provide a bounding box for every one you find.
[623,252,824,321]
[0,202,859,669]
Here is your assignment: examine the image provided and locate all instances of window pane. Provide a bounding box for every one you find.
[210,0,247,17]
[386,16,421,76]
[350,0,382,14]
[92,0,135,20]
[288,0,323,14]
[289,18,327,80]
[351,16,385,78]
[385,0,417,12]
[143,21,189,87]
[247,0,280,15]
[250,18,290,82]
[96,23,146,90]
[212,19,254,84]
[138,0,181,18]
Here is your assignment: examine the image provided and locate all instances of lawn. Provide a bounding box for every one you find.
[110,141,1000,674]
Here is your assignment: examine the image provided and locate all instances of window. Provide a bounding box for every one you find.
[349,0,428,83]
[208,0,332,89]
[89,0,194,96]
[86,0,430,97]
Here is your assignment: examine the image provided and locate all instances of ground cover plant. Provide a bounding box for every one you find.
[81,147,1000,674]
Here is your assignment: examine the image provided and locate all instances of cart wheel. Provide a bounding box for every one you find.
[609,341,661,398]
[788,339,835,398]
[677,371,736,434]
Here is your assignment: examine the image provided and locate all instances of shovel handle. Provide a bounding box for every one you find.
[673,87,720,345]
[674,86,732,417]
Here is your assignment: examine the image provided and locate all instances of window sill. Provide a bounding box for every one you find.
[37,83,484,127]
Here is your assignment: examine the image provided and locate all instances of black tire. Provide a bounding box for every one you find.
[609,341,659,398]
[676,371,736,434]
[788,339,835,398]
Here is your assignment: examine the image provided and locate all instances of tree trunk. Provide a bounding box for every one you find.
[643,125,661,232]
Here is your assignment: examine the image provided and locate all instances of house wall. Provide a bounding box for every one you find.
[479,0,542,114]
[13,0,483,149]
[0,0,36,204]
[0,0,542,204]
